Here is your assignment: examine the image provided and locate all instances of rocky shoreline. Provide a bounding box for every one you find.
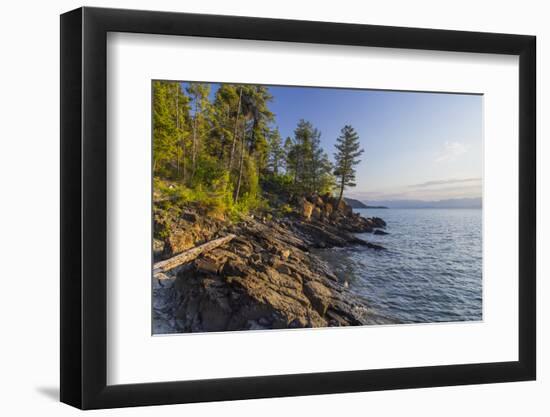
[153,194,390,334]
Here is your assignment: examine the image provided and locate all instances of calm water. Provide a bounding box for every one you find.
[315,208,482,324]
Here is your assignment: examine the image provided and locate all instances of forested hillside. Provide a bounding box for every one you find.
[151,82,395,335]
[153,81,362,221]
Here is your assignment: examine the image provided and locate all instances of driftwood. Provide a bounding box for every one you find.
[153,234,236,276]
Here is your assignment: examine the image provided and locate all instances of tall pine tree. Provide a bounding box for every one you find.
[333,125,364,208]
[152,81,190,179]
[186,83,211,179]
[267,128,284,175]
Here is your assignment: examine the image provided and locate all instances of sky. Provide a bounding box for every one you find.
[204,82,483,202]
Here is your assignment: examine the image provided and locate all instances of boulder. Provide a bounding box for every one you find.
[163,230,194,256]
[311,207,322,220]
[155,205,228,259]
[312,195,325,207]
[300,198,315,220]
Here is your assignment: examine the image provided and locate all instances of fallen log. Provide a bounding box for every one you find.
[153,234,236,276]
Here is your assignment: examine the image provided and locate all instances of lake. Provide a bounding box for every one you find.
[314,208,483,324]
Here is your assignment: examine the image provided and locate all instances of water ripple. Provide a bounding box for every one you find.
[314,208,482,324]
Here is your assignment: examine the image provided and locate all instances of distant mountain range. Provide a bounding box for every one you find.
[344,198,388,209]
[347,197,482,209]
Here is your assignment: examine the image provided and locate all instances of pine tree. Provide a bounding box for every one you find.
[234,117,247,203]
[309,128,334,194]
[315,152,335,194]
[172,83,191,182]
[228,86,243,171]
[240,85,274,171]
[209,89,228,160]
[267,129,284,175]
[186,83,211,178]
[152,81,363,219]
[284,136,298,184]
[288,119,332,195]
[333,125,364,208]
[292,120,313,192]
[152,81,190,178]
[233,85,273,202]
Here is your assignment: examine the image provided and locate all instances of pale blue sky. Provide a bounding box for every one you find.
[203,83,483,202]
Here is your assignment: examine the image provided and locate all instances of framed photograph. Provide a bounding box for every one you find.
[60,6,536,409]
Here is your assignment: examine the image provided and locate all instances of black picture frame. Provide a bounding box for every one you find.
[60,6,536,410]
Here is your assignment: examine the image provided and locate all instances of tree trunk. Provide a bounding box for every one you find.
[218,134,225,160]
[181,138,186,183]
[153,234,236,276]
[234,124,246,203]
[228,87,242,171]
[336,179,345,210]
[174,84,180,178]
[218,104,230,160]
[191,100,198,178]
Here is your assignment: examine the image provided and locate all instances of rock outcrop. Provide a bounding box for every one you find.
[294,193,387,234]
[154,203,228,261]
[152,195,390,333]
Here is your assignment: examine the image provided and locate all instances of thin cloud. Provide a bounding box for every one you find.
[408,177,481,188]
[348,180,482,202]
[435,141,468,163]
[349,187,481,201]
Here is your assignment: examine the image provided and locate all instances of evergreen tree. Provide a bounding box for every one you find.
[309,128,334,194]
[315,152,335,194]
[241,85,274,169]
[172,83,191,182]
[292,120,311,189]
[186,83,211,179]
[333,125,364,208]
[152,81,365,220]
[210,84,243,172]
[290,119,331,194]
[284,136,298,183]
[152,81,190,178]
[210,84,237,163]
[233,85,273,202]
[234,116,247,202]
[267,129,284,175]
